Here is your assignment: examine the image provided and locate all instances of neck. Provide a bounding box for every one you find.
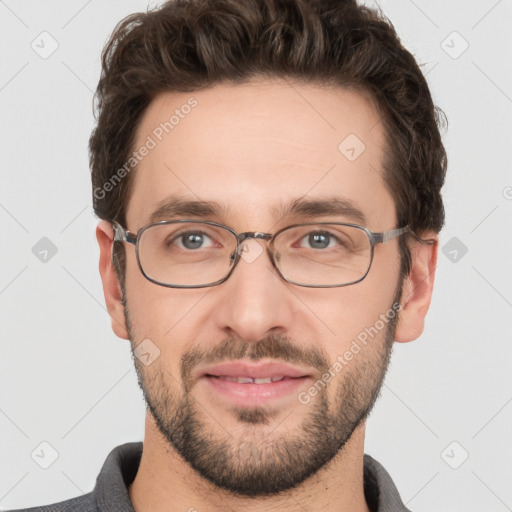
[128,413,371,512]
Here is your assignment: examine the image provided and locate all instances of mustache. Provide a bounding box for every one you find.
[180,333,330,385]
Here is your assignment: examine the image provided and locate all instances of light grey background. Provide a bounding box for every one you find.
[1,1,511,510]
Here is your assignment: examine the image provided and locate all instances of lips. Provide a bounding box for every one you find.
[213,376,289,384]
[198,361,313,405]
[200,361,311,381]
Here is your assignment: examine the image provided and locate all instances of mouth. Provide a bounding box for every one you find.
[205,375,299,384]
[200,360,312,380]
[198,361,313,405]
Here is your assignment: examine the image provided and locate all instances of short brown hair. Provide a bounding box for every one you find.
[89,0,447,287]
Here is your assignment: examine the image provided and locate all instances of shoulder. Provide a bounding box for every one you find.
[3,491,97,512]
[363,454,412,512]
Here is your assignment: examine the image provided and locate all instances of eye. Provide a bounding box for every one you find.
[173,231,215,250]
[299,231,339,250]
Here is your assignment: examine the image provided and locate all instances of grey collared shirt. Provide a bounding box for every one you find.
[6,442,411,511]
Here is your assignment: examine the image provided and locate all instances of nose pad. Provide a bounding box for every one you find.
[228,234,277,275]
[229,242,246,267]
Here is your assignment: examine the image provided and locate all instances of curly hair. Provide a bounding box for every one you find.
[89,0,447,287]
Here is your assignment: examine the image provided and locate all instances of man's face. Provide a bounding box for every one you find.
[121,79,403,496]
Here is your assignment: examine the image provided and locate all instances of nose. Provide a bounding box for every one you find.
[212,238,295,343]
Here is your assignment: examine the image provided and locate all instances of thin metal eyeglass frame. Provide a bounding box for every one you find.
[112,219,409,289]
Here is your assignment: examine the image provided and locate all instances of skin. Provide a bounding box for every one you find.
[97,78,438,512]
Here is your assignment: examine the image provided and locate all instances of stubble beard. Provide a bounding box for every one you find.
[125,287,401,497]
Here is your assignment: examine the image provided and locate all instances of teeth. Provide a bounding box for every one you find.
[217,376,287,384]
[235,377,254,384]
[254,377,272,384]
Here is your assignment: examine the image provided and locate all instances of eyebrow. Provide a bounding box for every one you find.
[148,194,366,225]
[275,196,366,225]
[149,195,229,224]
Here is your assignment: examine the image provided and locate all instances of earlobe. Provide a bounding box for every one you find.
[96,220,130,340]
[394,233,438,343]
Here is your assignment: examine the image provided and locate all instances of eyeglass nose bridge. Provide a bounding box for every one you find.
[230,231,274,262]
[237,231,273,243]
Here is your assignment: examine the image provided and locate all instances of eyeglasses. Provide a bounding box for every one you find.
[112,220,409,289]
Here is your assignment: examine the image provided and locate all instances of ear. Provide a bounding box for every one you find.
[96,220,129,340]
[394,232,438,343]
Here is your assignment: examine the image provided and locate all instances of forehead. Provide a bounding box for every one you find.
[127,78,395,230]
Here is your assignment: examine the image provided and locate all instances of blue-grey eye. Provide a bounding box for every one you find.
[176,231,214,250]
[301,232,334,249]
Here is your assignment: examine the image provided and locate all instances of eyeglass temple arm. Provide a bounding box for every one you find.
[373,226,409,244]
[112,221,137,245]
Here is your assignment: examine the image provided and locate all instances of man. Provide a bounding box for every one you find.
[9,0,446,510]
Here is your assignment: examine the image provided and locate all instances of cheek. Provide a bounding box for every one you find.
[307,273,400,364]
[123,264,209,370]
[314,289,397,402]
[123,248,180,338]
